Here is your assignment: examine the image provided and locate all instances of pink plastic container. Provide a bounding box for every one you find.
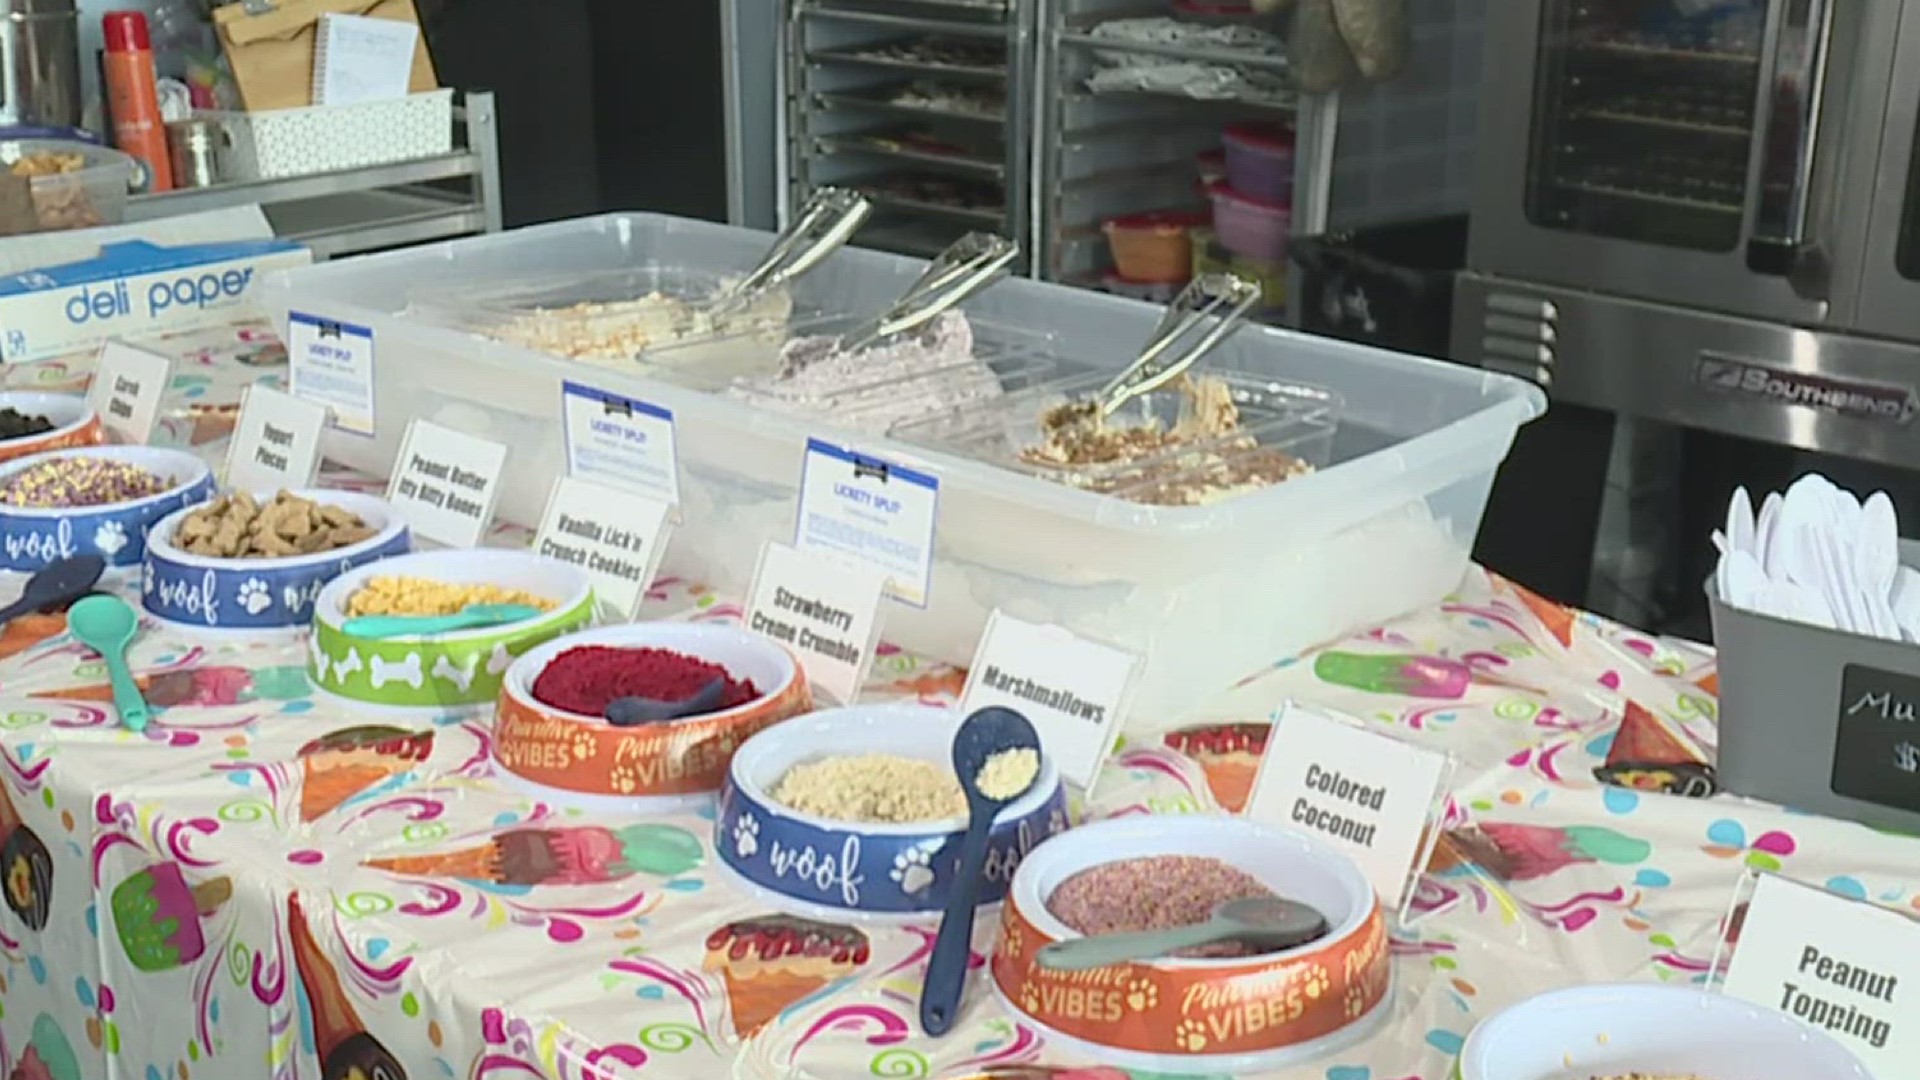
[1223,122,1295,204]
[1209,182,1290,261]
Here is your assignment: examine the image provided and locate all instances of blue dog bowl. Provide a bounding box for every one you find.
[717,703,1070,923]
[0,446,213,572]
[141,490,410,631]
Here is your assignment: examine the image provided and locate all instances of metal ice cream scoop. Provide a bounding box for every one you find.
[709,187,873,316]
[823,232,1019,361]
[1071,272,1262,424]
[1035,895,1329,971]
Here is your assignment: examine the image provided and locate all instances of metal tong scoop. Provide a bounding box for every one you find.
[707,187,873,316]
[827,232,1019,359]
[1057,273,1261,429]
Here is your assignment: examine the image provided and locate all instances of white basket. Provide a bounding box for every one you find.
[206,89,454,183]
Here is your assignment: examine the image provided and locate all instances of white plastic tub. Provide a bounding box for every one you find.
[257,212,1543,721]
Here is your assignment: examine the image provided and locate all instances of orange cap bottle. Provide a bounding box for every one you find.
[102,12,174,193]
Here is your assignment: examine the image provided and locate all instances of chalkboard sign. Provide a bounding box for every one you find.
[1832,663,1920,813]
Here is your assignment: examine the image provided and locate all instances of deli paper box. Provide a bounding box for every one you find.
[0,237,311,362]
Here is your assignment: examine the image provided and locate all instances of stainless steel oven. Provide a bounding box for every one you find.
[1453,0,1920,469]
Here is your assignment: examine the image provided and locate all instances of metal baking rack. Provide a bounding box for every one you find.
[786,0,1035,266]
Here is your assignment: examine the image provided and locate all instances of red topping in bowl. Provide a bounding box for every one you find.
[531,645,761,717]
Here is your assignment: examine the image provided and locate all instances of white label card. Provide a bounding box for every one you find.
[386,419,508,549]
[957,611,1140,790]
[1244,703,1450,912]
[286,312,375,436]
[744,541,887,707]
[534,477,671,619]
[89,340,172,444]
[794,437,938,607]
[560,380,681,506]
[225,384,326,490]
[1723,873,1920,1072]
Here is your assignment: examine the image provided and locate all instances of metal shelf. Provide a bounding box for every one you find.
[798,0,1010,29]
[1057,30,1290,75]
[813,87,1006,125]
[807,46,1008,79]
[813,133,1006,177]
[124,91,501,260]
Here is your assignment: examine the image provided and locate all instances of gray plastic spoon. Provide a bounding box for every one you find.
[1036,895,1329,972]
[604,678,729,726]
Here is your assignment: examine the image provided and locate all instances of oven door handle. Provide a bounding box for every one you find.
[1743,0,1843,293]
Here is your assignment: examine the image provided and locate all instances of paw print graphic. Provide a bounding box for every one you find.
[1344,982,1369,1019]
[571,730,596,762]
[890,845,935,894]
[1019,981,1042,1014]
[997,920,1022,959]
[1174,1019,1209,1052]
[92,520,127,557]
[1302,964,1330,1000]
[1124,979,1157,1013]
[733,814,760,858]
[237,578,272,615]
[608,765,638,794]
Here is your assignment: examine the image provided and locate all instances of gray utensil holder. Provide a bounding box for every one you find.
[1708,560,1920,835]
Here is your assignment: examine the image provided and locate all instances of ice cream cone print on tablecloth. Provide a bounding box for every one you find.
[287,892,406,1080]
[28,665,312,710]
[1593,700,1716,797]
[297,726,434,822]
[1429,822,1652,882]
[364,823,704,887]
[0,774,50,932]
[7,1014,81,1080]
[702,914,870,1037]
[111,862,232,972]
[1163,721,1270,812]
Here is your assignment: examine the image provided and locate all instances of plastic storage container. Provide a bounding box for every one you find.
[1102,210,1207,283]
[258,212,1543,722]
[0,137,134,232]
[1209,181,1291,261]
[1222,122,1294,203]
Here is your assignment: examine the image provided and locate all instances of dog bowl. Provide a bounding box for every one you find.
[493,622,812,809]
[716,703,1069,923]
[992,815,1390,1074]
[141,490,410,632]
[0,446,213,572]
[0,393,104,465]
[308,549,594,712]
[1455,983,1874,1080]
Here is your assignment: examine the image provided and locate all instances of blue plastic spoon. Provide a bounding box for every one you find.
[604,678,729,727]
[343,603,542,639]
[66,595,149,733]
[0,554,105,626]
[920,706,1041,1037]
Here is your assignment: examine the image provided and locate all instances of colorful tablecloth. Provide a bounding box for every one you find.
[0,320,1911,1080]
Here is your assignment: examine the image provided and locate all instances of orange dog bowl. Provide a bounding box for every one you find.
[494,623,812,810]
[992,815,1392,1073]
[0,393,104,465]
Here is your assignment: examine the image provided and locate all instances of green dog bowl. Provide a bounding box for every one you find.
[308,549,595,711]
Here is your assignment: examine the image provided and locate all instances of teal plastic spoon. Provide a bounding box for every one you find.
[343,603,542,639]
[67,595,150,733]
